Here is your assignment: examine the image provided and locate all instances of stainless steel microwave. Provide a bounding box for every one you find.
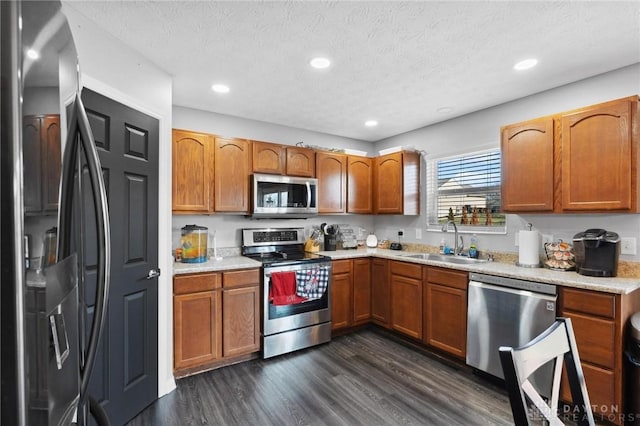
[251,173,318,218]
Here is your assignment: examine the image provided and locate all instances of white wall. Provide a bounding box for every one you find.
[173,106,373,154]
[374,64,640,262]
[62,3,176,396]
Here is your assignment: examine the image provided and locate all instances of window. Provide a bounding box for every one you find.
[427,148,505,233]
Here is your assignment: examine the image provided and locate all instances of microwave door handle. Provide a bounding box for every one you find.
[75,93,112,406]
[306,182,311,209]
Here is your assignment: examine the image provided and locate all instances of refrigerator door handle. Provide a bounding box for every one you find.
[75,93,111,403]
[58,92,111,408]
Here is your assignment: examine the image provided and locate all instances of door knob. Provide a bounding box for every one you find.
[145,268,161,280]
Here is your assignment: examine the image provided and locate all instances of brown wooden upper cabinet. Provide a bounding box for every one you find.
[561,97,638,212]
[501,95,640,213]
[347,155,373,214]
[286,146,315,177]
[373,151,420,215]
[252,140,285,174]
[172,129,214,213]
[23,115,61,214]
[501,117,555,212]
[251,141,315,177]
[214,137,250,213]
[316,151,347,213]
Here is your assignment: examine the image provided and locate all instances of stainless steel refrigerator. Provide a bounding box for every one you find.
[1,1,111,424]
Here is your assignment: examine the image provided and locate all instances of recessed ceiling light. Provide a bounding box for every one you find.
[310,57,331,69]
[365,120,378,127]
[26,49,39,60]
[437,107,453,114]
[514,58,538,71]
[211,83,230,94]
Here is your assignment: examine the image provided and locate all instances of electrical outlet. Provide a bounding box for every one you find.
[621,237,637,255]
[398,229,404,237]
[415,228,422,239]
[542,234,554,245]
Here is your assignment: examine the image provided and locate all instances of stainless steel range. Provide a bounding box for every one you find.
[242,228,332,358]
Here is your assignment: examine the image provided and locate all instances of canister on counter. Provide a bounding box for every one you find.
[181,225,208,263]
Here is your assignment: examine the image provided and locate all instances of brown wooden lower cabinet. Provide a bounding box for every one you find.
[390,261,423,340]
[174,280,222,370]
[173,269,260,375]
[559,286,640,425]
[371,258,390,328]
[331,260,353,330]
[223,285,260,357]
[424,267,468,359]
[352,258,371,325]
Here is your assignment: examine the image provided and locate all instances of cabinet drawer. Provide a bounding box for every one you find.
[565,311,615,369]
[427,267,467,290]
[223,269,260,289]
[174,272,220,294]
[562,288,615,319]
[390,261,422,280]
[332,259,352,275]
[561,362,615,417]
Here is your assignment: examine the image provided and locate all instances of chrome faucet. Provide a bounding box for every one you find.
[442,220,464,255]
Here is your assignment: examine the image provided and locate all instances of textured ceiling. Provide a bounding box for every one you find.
[63,1,640,142]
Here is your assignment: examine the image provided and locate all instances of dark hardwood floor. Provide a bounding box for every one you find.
[127,328,514,425]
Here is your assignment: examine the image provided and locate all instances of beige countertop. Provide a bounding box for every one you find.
[173,255,262,274]
[319,248,640,295]
[172,248,640,295]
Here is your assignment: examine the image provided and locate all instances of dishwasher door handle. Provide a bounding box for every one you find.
[468,280,557,303]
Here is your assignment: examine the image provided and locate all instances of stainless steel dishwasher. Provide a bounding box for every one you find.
[466,272,557,395]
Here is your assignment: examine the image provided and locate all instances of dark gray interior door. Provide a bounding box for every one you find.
[81,88,159,425]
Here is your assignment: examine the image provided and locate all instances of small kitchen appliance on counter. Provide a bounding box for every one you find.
[573,228,620,277]
[181,225,208,263]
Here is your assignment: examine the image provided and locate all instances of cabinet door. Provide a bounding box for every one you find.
[172,129,214,213]
[390,274,422,339]
[222,285,260,357]
[286,146,315,177]
[23,115,61,214]
[373,152,420,215]
[316,152,347,213]
[374,152,403,214]
[347,155,373,213]
[501,118,555,212]
[214,137,250,212]
[23,116,43,213]
[331,260,352,331]
[561,98,635,211]
[42,116,61,212]
[352,258,371,324]
[252,140,284,174]
[371,258,390,328]
[174,290,222,370]
[425,283,467,358]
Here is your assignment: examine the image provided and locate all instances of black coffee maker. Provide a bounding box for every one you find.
[573,229,620,277]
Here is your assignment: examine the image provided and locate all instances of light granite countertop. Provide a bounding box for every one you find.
[173,255,262,274]
[172,248,640,295]
[319,248,640,295]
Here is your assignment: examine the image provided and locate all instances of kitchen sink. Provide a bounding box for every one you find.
[401,253,488,264]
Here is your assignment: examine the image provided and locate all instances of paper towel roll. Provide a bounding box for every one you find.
[518,230,540,266]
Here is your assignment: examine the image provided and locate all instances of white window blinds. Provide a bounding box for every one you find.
[427,149,505,231]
